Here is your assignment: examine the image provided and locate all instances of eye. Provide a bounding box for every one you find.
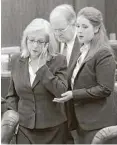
[82,24,88,29]
[30,40,34,43]
[28,39,35,43]
[28,37,34,43]
[37,41,45,44]
[76,24,80,28]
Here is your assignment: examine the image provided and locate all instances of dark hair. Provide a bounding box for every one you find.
[77,7,111,53]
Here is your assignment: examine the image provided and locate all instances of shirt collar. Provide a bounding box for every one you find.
[29,58,31,63]
[80,44,90,54]
[28,57,40,65]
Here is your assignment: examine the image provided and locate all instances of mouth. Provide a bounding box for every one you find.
[78,36,84,39]
[32,50,38,53]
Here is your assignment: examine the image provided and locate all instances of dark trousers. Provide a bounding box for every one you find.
[75,126,100,144]
[16,122,67,144]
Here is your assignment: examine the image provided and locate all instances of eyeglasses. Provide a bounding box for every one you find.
[53,25,70,33]
[27,37,48,46]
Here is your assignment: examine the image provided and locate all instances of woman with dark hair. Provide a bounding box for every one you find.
[53,7,116,143]
[6,18,68,144]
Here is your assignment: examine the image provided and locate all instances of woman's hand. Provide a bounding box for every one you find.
[38,43,49,68]
[53,91,73,103]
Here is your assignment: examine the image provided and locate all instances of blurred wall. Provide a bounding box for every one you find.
[1,0,117,47]
[105,0,117,37]
[1,0,74,47]
[75,0,105,22]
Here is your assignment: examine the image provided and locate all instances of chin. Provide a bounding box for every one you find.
[59,39,66,43]
[31,54,39,59]
[79,40,84,44]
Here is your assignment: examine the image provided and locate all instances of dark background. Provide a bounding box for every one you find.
[1,0,117,47]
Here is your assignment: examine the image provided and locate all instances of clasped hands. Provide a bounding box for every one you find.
[53,91,73,103]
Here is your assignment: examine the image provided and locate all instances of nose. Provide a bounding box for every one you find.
[55,32,63,37]
[55,31,61,36]
[33,41,38,48]
[77,27,83,33]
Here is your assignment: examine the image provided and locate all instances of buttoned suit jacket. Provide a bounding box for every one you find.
[6,53,68,129]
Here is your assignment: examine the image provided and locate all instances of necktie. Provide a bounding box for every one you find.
[62,43,69,65]
[62,43,67,57]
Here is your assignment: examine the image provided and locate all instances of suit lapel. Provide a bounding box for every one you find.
[31,68,41,89]
[68,37,80,77]
[74,45,96,79]
[19,57,31,89]
[68,37,80,67]
[67,38,81,85]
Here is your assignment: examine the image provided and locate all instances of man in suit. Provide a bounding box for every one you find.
[50,4,78,67]
[50,4,79,143]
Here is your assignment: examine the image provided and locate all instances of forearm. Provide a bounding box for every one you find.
[73,85,111,101]
[39,65,68,97]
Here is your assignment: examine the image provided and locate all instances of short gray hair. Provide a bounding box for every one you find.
[50,4,76,25]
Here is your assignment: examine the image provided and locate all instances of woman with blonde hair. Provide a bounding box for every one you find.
[53,7,116,143]
[6,18,68,144]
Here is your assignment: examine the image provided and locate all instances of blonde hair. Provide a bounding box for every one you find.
[50,4,76,25]
[77,7,111,53]
[21,18,58,58]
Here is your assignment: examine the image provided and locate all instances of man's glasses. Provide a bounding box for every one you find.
[53,25,70,33]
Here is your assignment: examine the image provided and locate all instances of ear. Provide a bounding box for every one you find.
[94,26,100,34]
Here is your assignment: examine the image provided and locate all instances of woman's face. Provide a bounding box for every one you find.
[76,15,95,45]
[27,30,49,59]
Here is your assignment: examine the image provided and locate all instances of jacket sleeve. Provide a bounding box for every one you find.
[5,56,19,111]
[39,56,68,98]
[73,49,116,100]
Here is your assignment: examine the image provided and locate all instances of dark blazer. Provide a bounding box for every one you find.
[59,37,80,130]
[68,45,116,130]
[6,54,68,129]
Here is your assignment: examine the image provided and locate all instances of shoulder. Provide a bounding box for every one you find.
[47,53,67,69]
[95,46,115,64]
[10,53,23,69]
[96,46,113,57]
[11,53,21,62]
[51,53,66,64]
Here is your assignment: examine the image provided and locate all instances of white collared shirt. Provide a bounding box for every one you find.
[60,30,77,65]
[71,44,90,89]
[28,58,39,86]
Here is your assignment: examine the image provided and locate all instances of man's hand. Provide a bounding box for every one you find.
[53,91,73,103]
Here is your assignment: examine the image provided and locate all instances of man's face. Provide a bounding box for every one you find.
[50,15,73,43]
